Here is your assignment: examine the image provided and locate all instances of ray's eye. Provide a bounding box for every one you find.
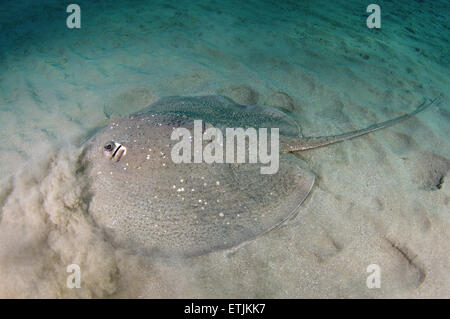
[104,141,115,152]
[103,141,126,162]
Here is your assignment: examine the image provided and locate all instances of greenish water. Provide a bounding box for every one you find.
[0,0,448,298]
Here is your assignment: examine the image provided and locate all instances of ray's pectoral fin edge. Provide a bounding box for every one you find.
[282,97,439,153]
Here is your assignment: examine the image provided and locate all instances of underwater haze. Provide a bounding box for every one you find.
[0,0,449,298]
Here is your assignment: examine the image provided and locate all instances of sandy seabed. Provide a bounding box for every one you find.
[0,0,448,298]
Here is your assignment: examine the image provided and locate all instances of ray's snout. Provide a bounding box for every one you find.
[103,141,127,162]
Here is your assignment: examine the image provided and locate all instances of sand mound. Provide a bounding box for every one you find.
[0,146,119,298]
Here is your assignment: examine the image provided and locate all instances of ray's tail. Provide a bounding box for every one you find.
[282,97,438,152]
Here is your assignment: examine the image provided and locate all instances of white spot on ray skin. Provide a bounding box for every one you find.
[86,96,317,257]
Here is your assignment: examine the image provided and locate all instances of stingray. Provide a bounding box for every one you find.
[81,95,436,257]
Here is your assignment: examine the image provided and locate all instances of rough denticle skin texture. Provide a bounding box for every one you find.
[82,95,435,258]
[83,96,315,257]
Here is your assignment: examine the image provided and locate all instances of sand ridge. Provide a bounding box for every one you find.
[0,0,448,298]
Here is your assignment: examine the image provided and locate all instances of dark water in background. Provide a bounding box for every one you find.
[1,0,448,117]
[0,0,449,298]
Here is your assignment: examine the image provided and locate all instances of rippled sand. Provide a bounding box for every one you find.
[0,0,448,298]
